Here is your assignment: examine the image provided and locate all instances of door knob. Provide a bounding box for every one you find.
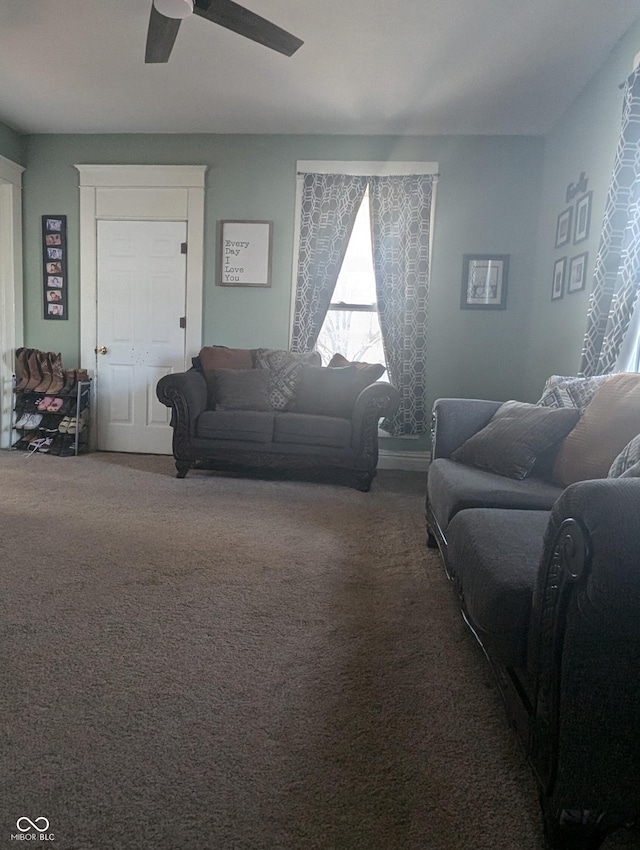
[97,346,108,355]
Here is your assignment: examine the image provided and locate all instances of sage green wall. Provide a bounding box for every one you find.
[21,133,543,448]
[524,19,640,400]
[0,120,24,165]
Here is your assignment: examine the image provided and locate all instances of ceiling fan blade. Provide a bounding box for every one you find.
[145,4,183,63]
[193,0,303,57]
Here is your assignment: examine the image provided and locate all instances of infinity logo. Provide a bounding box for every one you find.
[16,817,50,832]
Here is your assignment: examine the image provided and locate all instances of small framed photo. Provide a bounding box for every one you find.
[568,252,589,294]
[555,207,573,248]
[461,254,509,310]
[574,191,592,244]
[552,257,566,300]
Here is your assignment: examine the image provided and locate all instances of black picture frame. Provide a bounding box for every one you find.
[552,257,566,301]
[460,254,509,310]
[555,206,573,249]
[568,252,589,294]
[574,191,592,244]
[42,215,68,320]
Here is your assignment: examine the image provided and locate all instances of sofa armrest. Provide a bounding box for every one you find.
[527,477,640,799]
[430,398,502,460]
[156,370,208,438]
[351,382,400,454]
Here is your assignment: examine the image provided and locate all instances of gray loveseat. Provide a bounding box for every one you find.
[426,377,640,849]
[156,345,399,490]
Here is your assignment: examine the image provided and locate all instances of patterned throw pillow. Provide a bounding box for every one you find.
[254,348,321,411]
[608,433,640,478]
[537,374,610,413]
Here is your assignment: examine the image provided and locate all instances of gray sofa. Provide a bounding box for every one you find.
[156,347,399,490]
[426,395,640,850]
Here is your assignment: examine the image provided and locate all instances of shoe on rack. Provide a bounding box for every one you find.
[58,416,71,434]
[33,351,58,394]
[12,429,38,450]
[47,397,64,413]
[15,412,43,430]
[15,348,33,391]
[24,350,44,391]
[58,435,77,457]
[37,396,54,411]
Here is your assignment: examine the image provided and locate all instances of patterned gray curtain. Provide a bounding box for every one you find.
[369,174,434,435]
[291,173,367,352]
[580,67,640,376]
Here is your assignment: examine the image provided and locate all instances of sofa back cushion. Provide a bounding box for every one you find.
[197,345,254,408]
[328,353,386,386]
[212,368,271,411]
[553,373,640,485]
[451,401,580,480]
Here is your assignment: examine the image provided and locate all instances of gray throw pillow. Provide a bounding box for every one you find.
[620,460,640,478]
[451,400,581,480]
[608,433,640,478]
[213,368,271,411]
[296,366,359,418]
[253,348,321,411]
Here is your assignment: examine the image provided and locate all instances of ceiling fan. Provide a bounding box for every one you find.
[145,0,304,63]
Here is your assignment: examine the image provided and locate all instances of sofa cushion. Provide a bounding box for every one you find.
[254,348,321,411]
[273,412,352,448]
[553,372,640,485]
[196,410,274,443]
[427,458,563,530]
[451,401,580,480]
[212,368,271,411]
[537,373,610,412]
[296,365,369,418]
[608,432,640,478]
[447,508,550,667]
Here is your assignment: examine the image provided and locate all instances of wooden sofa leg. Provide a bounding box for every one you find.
[175,460,191,479]
[354,471,373,492]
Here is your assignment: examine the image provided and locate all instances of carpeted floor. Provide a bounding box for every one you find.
[1,451,637,850]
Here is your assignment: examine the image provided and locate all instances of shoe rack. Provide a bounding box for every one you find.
[12,348,91,457]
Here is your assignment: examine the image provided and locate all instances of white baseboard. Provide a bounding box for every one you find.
[378,450,430,471]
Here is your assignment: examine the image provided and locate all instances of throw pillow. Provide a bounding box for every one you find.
[621,460,640,478]
[451,400,581,480]
[328,353,386,395]
[212,368,271,411]
[198,345,253,371]
[553,373,640,486]
[254,348,321,411]
[608,432,640,478]
[296,365,360,418]
[536,374,610,413]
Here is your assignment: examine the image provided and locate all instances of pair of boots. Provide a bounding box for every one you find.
[15,348,89,395]
[15,348,65,394]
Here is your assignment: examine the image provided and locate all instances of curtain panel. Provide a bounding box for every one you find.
[290,173,367,353]
[580,67,640,377]
[369,174,434,435]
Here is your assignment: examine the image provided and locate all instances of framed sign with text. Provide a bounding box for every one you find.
[218,220,273,287]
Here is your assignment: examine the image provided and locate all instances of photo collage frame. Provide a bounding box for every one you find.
[42,215,68,320]
[551,172,592,301]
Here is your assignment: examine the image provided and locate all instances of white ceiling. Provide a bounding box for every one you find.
[0,0,639,137]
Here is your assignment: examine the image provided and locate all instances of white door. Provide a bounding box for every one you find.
[96,220,187,454]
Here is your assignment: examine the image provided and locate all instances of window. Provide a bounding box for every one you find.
[315,190,387,369]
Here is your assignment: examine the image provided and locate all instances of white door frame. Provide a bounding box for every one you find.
[0,154,25,450]
[76,164,206,449]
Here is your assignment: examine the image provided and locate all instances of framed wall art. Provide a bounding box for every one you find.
[552,257,566,301]
[568,252,589,294]
[218,220,273,287]
[42,215,68,320]
[574,191,592,244]
[555,207,573,249]
[461,254,509,310]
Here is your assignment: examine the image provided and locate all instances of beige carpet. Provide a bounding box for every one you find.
[0,450,637,850]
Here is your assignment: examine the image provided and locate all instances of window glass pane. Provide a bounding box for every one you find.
[331,192,376,305]
[317,310,387,374]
